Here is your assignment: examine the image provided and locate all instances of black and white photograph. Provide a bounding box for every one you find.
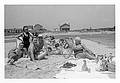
[4,5,115,79]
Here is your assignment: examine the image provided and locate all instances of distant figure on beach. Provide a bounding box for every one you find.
[71,37,96,60]
[16,26,34,51]
[7,42,27,65]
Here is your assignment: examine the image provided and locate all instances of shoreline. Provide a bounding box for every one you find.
[5,31,115,39]
[4,32,115,49]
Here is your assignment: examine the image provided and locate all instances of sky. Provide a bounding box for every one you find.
[5,5,115,30]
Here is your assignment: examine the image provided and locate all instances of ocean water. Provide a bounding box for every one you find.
[5,33,115,58]
[54,33,115,48]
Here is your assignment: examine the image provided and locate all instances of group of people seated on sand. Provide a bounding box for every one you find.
[8,25,112,70]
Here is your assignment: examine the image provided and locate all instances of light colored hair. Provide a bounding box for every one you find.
[75,37,81,41]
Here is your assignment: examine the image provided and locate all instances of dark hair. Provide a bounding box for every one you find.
[23,26,28,31]
[34,32,38,37]
[59,39,65,43]
[31,36,37,41]
[47,47,52,52]
[50,36,55,40]
[55,43,59,48]
[39,36,43,39]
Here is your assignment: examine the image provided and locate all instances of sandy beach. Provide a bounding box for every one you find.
[4,32,115,79]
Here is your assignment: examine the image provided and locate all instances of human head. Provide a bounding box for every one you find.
[47,47,52,52]
[50,35,55,40]
[32,37,38,44]
[19,42,24,49]
[34,32,38,37]
[38,34,43,39]
[55,43,59,48]
[38,34,43,42]
[75,37,81,45]
[23,26,28,32]
[59,39,64,43]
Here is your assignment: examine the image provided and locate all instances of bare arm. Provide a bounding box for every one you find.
[28,44,35,61]
[16,33,23,41]
[29,32,34,42]
[29,32,34,38]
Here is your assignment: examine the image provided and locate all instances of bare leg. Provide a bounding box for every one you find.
[74,52,96,60]
[37,51,47,60]
[84,52,96,60]
[75,53,86,59]
[28,50,35,61]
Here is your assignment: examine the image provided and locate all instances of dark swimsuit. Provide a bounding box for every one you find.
[23,32,30,51]
[74,49,83,54]
[73,44,84,58]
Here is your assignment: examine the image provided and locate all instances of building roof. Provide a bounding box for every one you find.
[60,23,70,28]
[34,24,43,28]
[27,25,33,30]
[34,24,44,30]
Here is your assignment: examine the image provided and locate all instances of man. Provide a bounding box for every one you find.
[71,37,96,60]
[7,42,27,65]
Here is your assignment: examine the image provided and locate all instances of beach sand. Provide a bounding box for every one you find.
[4,33,115,79]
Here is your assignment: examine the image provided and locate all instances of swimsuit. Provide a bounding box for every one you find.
[22,32,30,51]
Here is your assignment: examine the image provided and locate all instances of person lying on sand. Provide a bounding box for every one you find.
[7,42,27,65]
[71,37,96,60]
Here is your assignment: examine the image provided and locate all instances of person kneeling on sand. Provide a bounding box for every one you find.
[28,35,47,61]
[7,42,27,65]
[71,37,96,60]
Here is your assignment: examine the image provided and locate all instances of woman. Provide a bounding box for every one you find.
[72,37,96,60]
[16,26,33,51]
[7,42,27,65]
[28,36,47,61]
